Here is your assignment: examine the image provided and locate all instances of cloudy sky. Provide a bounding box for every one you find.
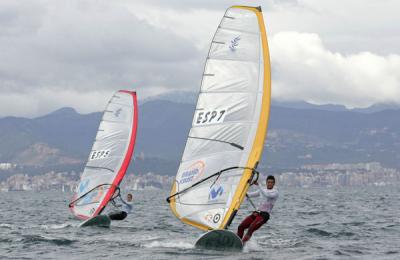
[0,0,399,117]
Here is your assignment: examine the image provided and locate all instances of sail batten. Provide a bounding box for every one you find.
[70,90,138,220]
[169,6,271,231]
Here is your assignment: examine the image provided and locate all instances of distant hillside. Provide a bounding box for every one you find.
[0,107,100,165]
[147,91,400,113]
[1,99,400,179]
[265,106,400,168]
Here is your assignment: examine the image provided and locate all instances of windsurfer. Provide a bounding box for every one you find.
[108,193,133,221]
[237,176,279,243]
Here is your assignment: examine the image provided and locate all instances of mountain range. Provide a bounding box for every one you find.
[1,95,399,180]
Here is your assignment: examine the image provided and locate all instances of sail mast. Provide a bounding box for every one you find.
[220,5,271,229]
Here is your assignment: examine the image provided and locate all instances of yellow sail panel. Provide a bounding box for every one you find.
[169,182,211,231]
[168,6,271,231]
[220,6,271,229]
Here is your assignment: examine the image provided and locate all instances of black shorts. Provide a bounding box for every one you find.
[108,211,127,221]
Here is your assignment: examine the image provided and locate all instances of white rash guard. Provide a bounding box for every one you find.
[115,197,133,214]
[247,185,279,214]
[121,200,133,214]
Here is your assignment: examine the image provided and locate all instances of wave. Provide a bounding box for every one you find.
[335,231,356,237]
[0,223,13,229]
[306,228,332,237]
[343,221,365,227]
[20,234,77,246]
[243,240,263,253]
[0,237,13,243]
[385,250,399,255]
[138,235,162,242]
[40,223,74,230]
[142,240,194,249]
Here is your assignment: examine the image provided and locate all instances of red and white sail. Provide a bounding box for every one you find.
[70,90,138,220]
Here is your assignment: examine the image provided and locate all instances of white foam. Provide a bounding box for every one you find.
[40,223,73,230]
[142,240,194,249]
[269,238,298,247]
[0,223,13,229]
[243,239,263,252]
[139,236,161,242]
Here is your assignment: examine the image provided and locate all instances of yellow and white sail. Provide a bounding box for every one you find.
[168,6,271,231]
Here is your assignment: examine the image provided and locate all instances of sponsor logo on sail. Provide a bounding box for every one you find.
[114,108,122,117]
[204,212,222,224]
[229,36,241,51]
[213,213,221,223]
[89,150,111,160]
[204,213,213,223]
[209,185,224,201]
[194,109,227,126]
[178,161,205,185]
[78,179,89,193]
[79,185,105,205]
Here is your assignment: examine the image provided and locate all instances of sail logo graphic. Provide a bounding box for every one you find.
[229,36,241,51]
[213,213,221,223]
[78,179,89,193]
[194,109,227,126]
[209,185,224,201]
[89,150,111,160]
[204,212,222,224]
[114,108,122,117]
[204,213,213,223]
[178,161,205,185]
[79,186,105,205]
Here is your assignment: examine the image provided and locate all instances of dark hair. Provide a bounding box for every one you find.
[266,175,275,183]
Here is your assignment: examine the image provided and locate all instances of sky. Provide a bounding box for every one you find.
[0,0,399,117]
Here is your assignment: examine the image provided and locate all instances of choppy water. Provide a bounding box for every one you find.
[1,186,399,259]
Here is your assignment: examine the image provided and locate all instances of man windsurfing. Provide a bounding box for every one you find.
[237,175,279,243]
[108,193,133,221]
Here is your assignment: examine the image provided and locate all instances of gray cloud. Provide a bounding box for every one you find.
[270,32,400,108]
[0,1,202,95]
[132,0,299,10]
[264,0,400,55]
[0,0,399,117]
[0,2,44,37]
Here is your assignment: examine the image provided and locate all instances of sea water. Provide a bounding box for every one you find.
[1,186,399,259]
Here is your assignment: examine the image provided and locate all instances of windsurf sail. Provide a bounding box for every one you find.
[167,6,271,231]
[69,90,138,220]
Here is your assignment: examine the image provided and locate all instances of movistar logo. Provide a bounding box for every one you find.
[114,108,122,117]
[229,36,241,51]
[209,185,224,200]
